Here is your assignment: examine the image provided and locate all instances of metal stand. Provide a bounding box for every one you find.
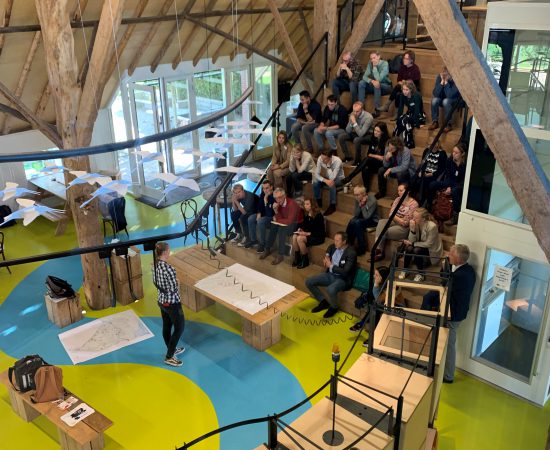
[323,348,344,446]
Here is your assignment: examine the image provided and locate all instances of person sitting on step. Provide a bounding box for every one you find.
[429,66,461,132]
[267,131,290,189]
[358,50,392,117]
[313,148,345,216]
[395,80,425,127]
[313,95,348,155]
[250,180,275,252]
[286,144,315,198]
[397,208,442,282]
[260,188,303,265]
[331,51,363,104]
[346,186,378,256]
[426,143,467,226]
[291,198,325,269]
[230,184,259,246]
[337,101,374,165]
[379,50,421,115]
[376,136,416,199]
[306,231,357,319]
[411,144,448,207]
[349,265,390,332]
[371,183,418,262]
[341,122,389,191]
[290,90,322,152]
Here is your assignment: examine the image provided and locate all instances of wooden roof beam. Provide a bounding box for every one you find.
[298,7,313,55]
[127,0,173,76]
[0,0,13,56]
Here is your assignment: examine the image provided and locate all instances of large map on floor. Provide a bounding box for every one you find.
[194,263,295,315]
[58,309,154,364]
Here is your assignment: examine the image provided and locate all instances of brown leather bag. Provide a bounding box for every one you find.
[31,365,63,403]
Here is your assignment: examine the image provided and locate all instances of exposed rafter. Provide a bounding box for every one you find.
[77,25,98,89]
[127,0,173,76]
[298,7,313,55]
[0,0,14,56]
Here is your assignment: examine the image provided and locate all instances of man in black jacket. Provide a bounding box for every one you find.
[305,231,358,318]
[312,95,348,155]
[422,244,476,383]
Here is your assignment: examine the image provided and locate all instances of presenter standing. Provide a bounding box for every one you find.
[153,242,185,367]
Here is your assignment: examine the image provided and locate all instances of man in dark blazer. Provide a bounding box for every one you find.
[305,231,358,318]
[422,244,476,383]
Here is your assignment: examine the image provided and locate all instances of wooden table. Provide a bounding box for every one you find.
[169,245,309,351]
[254,398,393,450]
[1,370,113,450]
[29,173,69,236]
[338,354,433,450]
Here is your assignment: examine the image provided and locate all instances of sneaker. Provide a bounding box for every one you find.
[174,347,186,356]
[349,322,363,332]
[244,240,257,249]
[231,234,242,244]
[362,339,369,348]
[164,356,183,367]
[256,246,265,254]
[237,237,249,247]
[397,271,407,280]
[413,274,425,282]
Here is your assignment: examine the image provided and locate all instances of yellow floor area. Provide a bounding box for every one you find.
[1,196,549,449]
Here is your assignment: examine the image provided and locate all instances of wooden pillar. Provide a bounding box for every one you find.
[414,0,550,262]
[312,0,337,94]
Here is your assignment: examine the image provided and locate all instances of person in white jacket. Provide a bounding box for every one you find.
[286,144,315,197]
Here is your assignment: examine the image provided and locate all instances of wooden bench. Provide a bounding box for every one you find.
[0,370,113,450]
[169,245,309,351]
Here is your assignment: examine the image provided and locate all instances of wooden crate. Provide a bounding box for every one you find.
[113,276,144,305]
[110,246,142,282]
[242,314,281,352]
[44,293,83,328]
[180,283,214,312]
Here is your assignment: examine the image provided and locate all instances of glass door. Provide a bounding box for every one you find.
[227,67,251,165]
[472,248,550,382]
[128,82,164,199]
[253,65,274,160]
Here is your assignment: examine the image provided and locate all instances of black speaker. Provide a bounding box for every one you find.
[277,82,291,104]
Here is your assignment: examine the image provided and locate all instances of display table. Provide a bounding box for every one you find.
[169,245,308,350]
[0,370,113,450]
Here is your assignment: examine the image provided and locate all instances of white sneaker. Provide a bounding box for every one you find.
[231,234,242,244]
[164,356,183,367]
[174,347,186,356]
[413,274,425,282]
[397,271,407,280]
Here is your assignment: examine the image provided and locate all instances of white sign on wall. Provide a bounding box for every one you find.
[493,265,513,292]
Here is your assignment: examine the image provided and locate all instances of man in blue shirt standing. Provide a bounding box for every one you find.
[305,231,358,318]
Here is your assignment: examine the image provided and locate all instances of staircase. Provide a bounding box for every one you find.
[226,44,459,317]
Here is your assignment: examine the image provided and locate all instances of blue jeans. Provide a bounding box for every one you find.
[266,222,297,255]
[254,215,272,247]
[444,321,460,381]
[230,210,254,240]
[332,78,358,104]
[305,272,347,308]
[314,127,346,151]
[159,303,185,359]
[346,217,378,254]
[431,97,456,123]
[301,122,318,152]
[313,178,343,206]
[358,81,392,108]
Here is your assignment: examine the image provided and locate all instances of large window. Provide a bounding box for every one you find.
[254,66,273,149]
[166,79,194,174]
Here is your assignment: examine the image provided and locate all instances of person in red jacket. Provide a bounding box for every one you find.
[259,188,303,265]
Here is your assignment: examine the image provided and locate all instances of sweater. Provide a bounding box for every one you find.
[397,63,421,87]
[362,59,391,85]
[421,148,447,179]
[397,92,425,127]
[353,194,379,223]
[345,110,374,138]
[383,147,417,178]
[408,220,443,265]
[274,197,303,225]
[296,99,322,122]
[389,196,418,228]
[300,212,325,242]
[315,155,344,183]
[289,151,315,174]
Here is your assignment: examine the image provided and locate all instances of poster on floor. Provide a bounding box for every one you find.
[194,263,295,314]
[58,309,154,364]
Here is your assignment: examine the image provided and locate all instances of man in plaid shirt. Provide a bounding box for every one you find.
[153,242,185,367]
[331,51,363,105]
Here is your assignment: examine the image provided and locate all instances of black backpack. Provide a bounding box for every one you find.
[46,275,75,299]
[8,355,46,392]
[0,205,15,227]
[389,54,403,74]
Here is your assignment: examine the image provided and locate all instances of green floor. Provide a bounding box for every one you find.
[1,196,549,449]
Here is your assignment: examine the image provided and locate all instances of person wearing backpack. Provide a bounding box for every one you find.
[153,242,185,367]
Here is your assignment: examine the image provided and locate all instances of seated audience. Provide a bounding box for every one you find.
[411,145,447,206]
[290,90,322,152]
[376,136,416,199]
[287,144,315,198]
[429,67,461,132]
[337,101,374,165]
[249,180,275,251]
[267,131,290,189]
[421,244,476,383]
[306,231,357,318]
[379,50,421,114]
[427,143,466,225]
[230,184,259,245]
[346,186,378,256]
[395,80,425,127]
[260,188,303,265]
[397,208,442,282]
[372,183,418,262]
[312,95,348,154]
[291,198,325,269]
[331,51,363,104]
[313,148,345,216]
[358,50,392,115]
[342,122,390,190]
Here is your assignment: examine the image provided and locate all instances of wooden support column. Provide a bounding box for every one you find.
[312,0,337,92]
[0,0,14,57]
[414,0,550,261]
[298,7,313,55]
[330,0,385,80]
